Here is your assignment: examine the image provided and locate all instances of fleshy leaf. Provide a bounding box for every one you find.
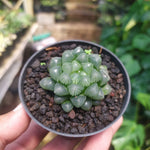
[49,57,61,68]
[82,62,93,74]
[80,75,91,87]
[54,95,68,104]
[61,101,73,112]
[102,84,112,95]
[73,46,84,56]
[89,54,102,69]
[62,62,72,74]
[71,73,81,84]
[85,83,99,99]
[79,71,87,76]
[76,53,88,63]
[81,99,92,111]
[39,77,55,91]
[49,66,62,81]
[93,88,104,100]
[59,72,72,85]
[62,50,75,63]
[54,83,69,96]
[72,60,81,72]
[70,95,86,108]
[100,65,110,86]
[68,84,84,96]
[91,69,102,83]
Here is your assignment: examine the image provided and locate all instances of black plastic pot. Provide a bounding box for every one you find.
[19,40,131,137]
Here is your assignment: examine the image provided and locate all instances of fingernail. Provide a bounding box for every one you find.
[13,104,22,112]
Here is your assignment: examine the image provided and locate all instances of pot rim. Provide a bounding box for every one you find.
[19,40,131,137]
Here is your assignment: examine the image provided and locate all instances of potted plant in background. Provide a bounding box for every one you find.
[19,40,131,137]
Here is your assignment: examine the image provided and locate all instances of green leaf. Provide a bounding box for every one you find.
[49,57,61,68]
[71,73,81,84]
[85,83,99,99]
[62,50,75,63]
[61,101,73,112]
[73,46,84,56]
[59,73,72,85]
[141,55,150,69]
[124,17,136,31]
[102,84,112,95]
[136,93,150,110]
[62,62,72,74]
[68,84,84,96]
[132,34,150,51]
[54,95,67,104]
[141,11,150,22]
[82,62,93,75]
[70,95,86,108]
[80,75,91,87]
[39,77,55,91]
[120,54,141,77]
[91,69,102,83]
[101,27,116,40]
[89,54,102,69]
[112,120,145,150]
[81,99,92,111]
[93,88,104,100]
[76,53,88,63]
[72,60,81,72]
[54,83,69,96]
[49,66,62,81]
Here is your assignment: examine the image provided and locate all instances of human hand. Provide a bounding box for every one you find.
[0,104,123,150]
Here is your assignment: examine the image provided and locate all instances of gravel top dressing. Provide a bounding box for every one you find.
[22,43,126,136]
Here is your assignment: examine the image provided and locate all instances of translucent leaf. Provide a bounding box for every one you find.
[80,75,91,87]
[93,88,104,100]
[79,71,87,76]
[54,83,69,96]
[61,101,73,112]
[82,62,93,74]
[73,46,84,56]
[85,83,99,99]
[49,57,61,68]
[70,95,86,108]
[76,53,88,63]
[39,77,55,91]
[102,84,112,95]
[100,65,110,86]
[72,60,81,72]
[91,69,102,83]
[59,73,72,85]
[49,66,62,81]
[81,99,92,111]
[54,95,68,104]
[62,62,72,74]
[62,50,75,63]
[71,73,81,84]
[68,84,84,96]
[89,54,102,69]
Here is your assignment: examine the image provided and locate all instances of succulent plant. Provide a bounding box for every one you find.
[40,47,112,112]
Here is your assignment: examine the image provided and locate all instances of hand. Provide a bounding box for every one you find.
[0,104,123,150]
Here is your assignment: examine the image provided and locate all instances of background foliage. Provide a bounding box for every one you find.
[99,0,150,149]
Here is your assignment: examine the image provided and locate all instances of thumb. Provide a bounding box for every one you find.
[0,104,31,149]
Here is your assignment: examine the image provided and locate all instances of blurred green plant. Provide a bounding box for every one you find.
[99,0,150,149]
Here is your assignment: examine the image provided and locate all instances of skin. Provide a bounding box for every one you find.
[0,104,123,150]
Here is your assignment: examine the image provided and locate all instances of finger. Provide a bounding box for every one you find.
[0,104,31,150]
[76,117,123,150]
[6,120,48,150]
[42,135,81,150]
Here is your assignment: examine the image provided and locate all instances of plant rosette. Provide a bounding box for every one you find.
[19,40,131,137]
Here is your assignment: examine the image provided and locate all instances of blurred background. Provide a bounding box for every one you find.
[0,0,150,149]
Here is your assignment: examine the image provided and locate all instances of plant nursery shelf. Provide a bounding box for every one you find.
[0,23,38,103]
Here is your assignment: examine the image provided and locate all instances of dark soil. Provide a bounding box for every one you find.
[23,44,126,135]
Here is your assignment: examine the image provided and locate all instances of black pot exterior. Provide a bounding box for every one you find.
[19,40,131,137]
